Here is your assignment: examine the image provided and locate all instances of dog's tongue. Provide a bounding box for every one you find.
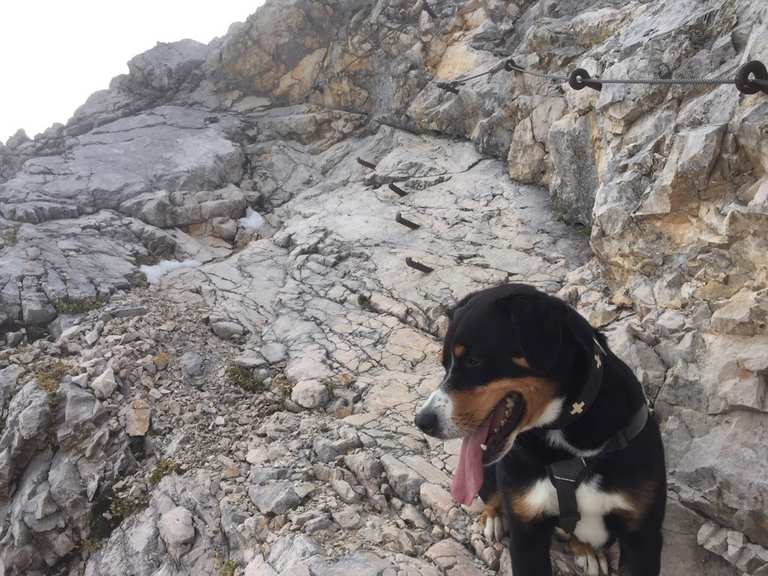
[451,419,491,506]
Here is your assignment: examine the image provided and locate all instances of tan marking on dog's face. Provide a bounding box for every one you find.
[453,344,466,359]
[446,377,556,434]
[512,356,530,369]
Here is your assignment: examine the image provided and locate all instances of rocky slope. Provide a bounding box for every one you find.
[1,0,767,575]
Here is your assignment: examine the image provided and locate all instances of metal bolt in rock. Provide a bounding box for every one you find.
[405,257,433,273]
[396,212,421,230]
[389,183,408,197]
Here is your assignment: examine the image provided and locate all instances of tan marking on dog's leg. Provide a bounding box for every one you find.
[479,493,504,542]
[569,538,609,576]
[453,344,466,358]
[510,491,545,523]
[620,479,658,531]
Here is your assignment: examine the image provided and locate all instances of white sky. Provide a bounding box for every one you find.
[0,1,263,144]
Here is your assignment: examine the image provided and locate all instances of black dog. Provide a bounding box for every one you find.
[415,284,666,576]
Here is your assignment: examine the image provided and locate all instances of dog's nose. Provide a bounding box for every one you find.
[415,409,438,435]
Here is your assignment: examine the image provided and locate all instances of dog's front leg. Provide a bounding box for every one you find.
[618,528,662,576]
[508,522,555,576]
[479,492,506,542]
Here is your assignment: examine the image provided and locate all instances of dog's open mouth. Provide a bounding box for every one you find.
[451,392,524,505]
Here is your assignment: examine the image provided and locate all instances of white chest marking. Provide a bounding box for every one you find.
[521,476,633,547]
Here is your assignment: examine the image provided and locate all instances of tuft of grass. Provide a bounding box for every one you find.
[220,560,237,576]
[0,225,19,248]
[226,364,263,393]
[82,537,103,554]
[320,372,354,398]
[36,361,69,396]
[133,252,161,267]
[149,459,183,485]
[87,487,149,547]
[55,296,106,315]
[322,377,336,397]
[109,493,150,522]
[272,373,292,400]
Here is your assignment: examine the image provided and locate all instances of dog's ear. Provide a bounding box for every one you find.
[446,292,476,320]
[499,292,564,373]
[564,306,599,358]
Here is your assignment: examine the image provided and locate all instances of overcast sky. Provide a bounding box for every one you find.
[0,1,262,144]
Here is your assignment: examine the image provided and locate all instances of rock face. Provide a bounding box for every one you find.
[1,0,767,575]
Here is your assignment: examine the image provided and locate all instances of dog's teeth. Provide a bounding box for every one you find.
[480,444,487,451]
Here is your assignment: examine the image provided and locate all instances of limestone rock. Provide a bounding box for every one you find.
[246,555,279,576]
[211,320,245,340]
[90,365,118,400]
[181,351,205,383]
[158,506,196,558]
[507,117,546,184]
[420,483,455,525]
[0,381,51,496]
[267,533,322,574]
[711,290,765,337]
[1,0,766,573]
[127,39,208,95]
[291,379,329,410]
[548,113,599,226]
[381,455,424,504]
[661,497,740,576]
[0,365,24,420]
[85,472,222,576]
[425,539,485,576]
[249,481,301,515]
[124,398,151,437]
[261,342,287,364]
[698,521,768,575]
[604,323,665,401]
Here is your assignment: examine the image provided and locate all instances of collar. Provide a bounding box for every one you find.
[543,337,606,430]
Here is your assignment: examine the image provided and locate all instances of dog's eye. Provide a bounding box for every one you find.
[464,355,482,368]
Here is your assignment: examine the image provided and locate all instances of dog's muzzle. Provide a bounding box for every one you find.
[414,388,461,439]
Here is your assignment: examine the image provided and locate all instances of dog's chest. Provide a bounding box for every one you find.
[521,476,632,546]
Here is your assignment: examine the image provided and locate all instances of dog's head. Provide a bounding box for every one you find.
[414,284,598,504]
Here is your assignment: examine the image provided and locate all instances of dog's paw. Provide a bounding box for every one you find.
[479,501,505,542]
[569,539,610,576]
[481,513,504,542]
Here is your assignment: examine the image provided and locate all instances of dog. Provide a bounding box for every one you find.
[415,284,666,576]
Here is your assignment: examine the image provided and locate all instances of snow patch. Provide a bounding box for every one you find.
[239,208,266,232]
[140,259,200,285]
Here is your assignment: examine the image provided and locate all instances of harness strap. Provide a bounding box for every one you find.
[548,457,589,532]
[546,403,650,533]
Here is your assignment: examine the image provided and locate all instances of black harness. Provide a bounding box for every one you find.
[543,338,651,533]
